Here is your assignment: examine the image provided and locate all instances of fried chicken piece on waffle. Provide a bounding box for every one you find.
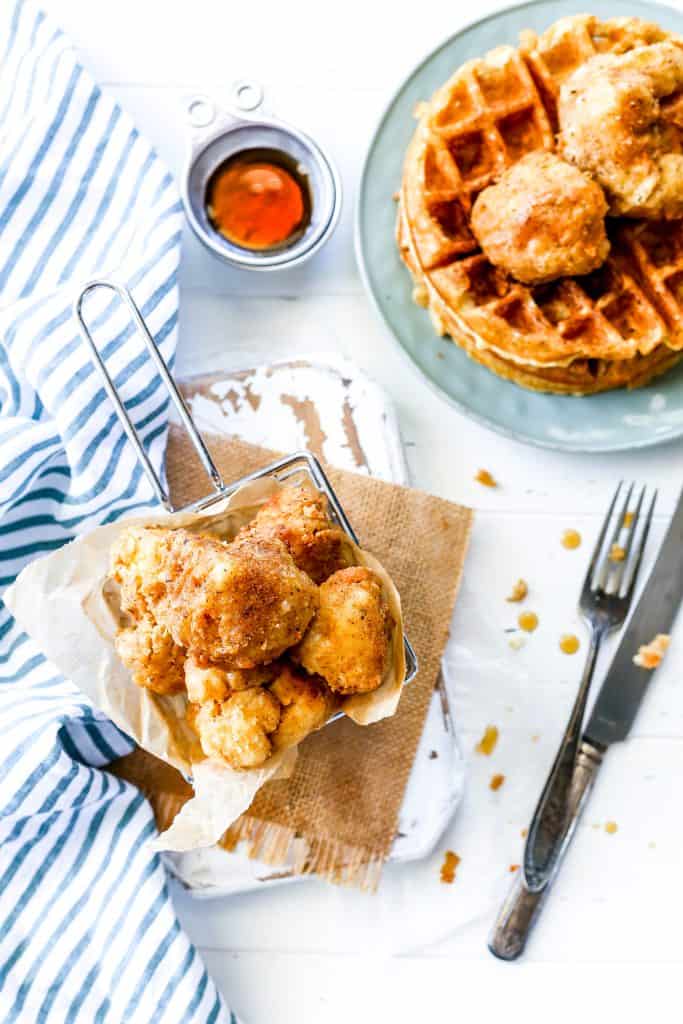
[238,484,353,583]
[115,617,186,695]
[184,656,277,704]
[470,152,609,284]
[559,42,683,219]
[110,527,318,668]
[188,688,282,769]
[269,663,338,751]
[293,566,392,695]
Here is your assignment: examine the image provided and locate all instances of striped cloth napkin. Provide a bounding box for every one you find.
[0,2,237,1021]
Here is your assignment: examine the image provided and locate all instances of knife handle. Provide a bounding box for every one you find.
[488,740,604,960]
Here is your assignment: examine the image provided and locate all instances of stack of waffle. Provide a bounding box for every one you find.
[397,15,683,395]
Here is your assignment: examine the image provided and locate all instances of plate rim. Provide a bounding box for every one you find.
[354,0,683,454]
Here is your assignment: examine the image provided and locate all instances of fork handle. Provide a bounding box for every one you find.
[523,629,603,890]
[488,740,604,960]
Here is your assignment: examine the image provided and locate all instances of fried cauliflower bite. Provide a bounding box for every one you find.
[184,656,277,704]
[238,484,353,584]
[269,663,338,751]
[470,152,609,284]
[115,617,186,695]
[293,566,392,695]
[559,42,683,219]
[188,688,281,769]
[110,527,318,668]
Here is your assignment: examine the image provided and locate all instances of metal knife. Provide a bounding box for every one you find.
[488,484,683,961]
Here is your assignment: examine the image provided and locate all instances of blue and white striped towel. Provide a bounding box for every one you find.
[0,3,236,1021]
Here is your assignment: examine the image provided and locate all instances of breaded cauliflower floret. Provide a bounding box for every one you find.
[184,656,277,704]
[110,527,318,668]
[269,663,337,751]
[115,617,185,695]
[293,566,392,695]
[238,484,353,583]
[559,42,683,219]
[189,689,282,769]
[471,152,609,284]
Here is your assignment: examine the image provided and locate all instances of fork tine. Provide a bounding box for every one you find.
[622,488,657,601]
[583,481,622,591]
[611,484,646,594]
[597,481,634,592]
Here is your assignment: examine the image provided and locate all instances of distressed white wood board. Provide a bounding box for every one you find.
[166,357,466,897]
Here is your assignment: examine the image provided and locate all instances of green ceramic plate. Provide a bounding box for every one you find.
[356,0,683,452]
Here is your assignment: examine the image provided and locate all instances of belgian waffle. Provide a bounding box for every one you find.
[398,15,683,394]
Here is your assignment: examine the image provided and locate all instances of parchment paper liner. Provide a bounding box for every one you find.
[4,475,406,853]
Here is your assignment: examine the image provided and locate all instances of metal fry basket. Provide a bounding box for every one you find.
[74,279,418,684]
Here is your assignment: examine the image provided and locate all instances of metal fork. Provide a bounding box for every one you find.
[522,481,656,893]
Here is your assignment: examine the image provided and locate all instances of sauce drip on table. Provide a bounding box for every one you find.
[206,149,310,251]
[561,528,581,549]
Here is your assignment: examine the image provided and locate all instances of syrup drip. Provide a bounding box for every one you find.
[518,611,539,632]
[560,633,580,654]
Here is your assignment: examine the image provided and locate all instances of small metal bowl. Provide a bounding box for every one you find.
[182,82,342,271]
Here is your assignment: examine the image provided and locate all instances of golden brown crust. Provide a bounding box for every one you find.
[398,199,682,393]
[293,567,392,695]
[111,527,318,668]
[398,14,683,390]
[115,617,186,695]
[237,484,353,583]
[471,152,609,284]
[188,689,282,769]
[269,663,338,751]
[559,43,683,219]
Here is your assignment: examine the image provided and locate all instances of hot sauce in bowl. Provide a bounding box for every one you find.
[205,148,311,251]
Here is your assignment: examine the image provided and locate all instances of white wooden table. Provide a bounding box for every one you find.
[53,0,683,1016]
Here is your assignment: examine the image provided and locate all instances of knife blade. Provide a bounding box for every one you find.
[584,484,683,749]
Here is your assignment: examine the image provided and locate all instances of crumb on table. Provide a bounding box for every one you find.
[508,636,525,651]
[509,864,519,873]
[506,579,528,602]
[633,634,670,670]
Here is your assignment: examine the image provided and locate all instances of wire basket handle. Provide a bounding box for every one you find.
[74,279,225,512]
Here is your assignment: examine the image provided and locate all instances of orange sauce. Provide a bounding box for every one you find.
[561,529,581,549]
[475,468,497,487]
[476,724,499,756]
[560,633,580,654]
[440,850,461,884]
[489,773,505,791]
[518,611,539,632]
[206,150,309,250]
